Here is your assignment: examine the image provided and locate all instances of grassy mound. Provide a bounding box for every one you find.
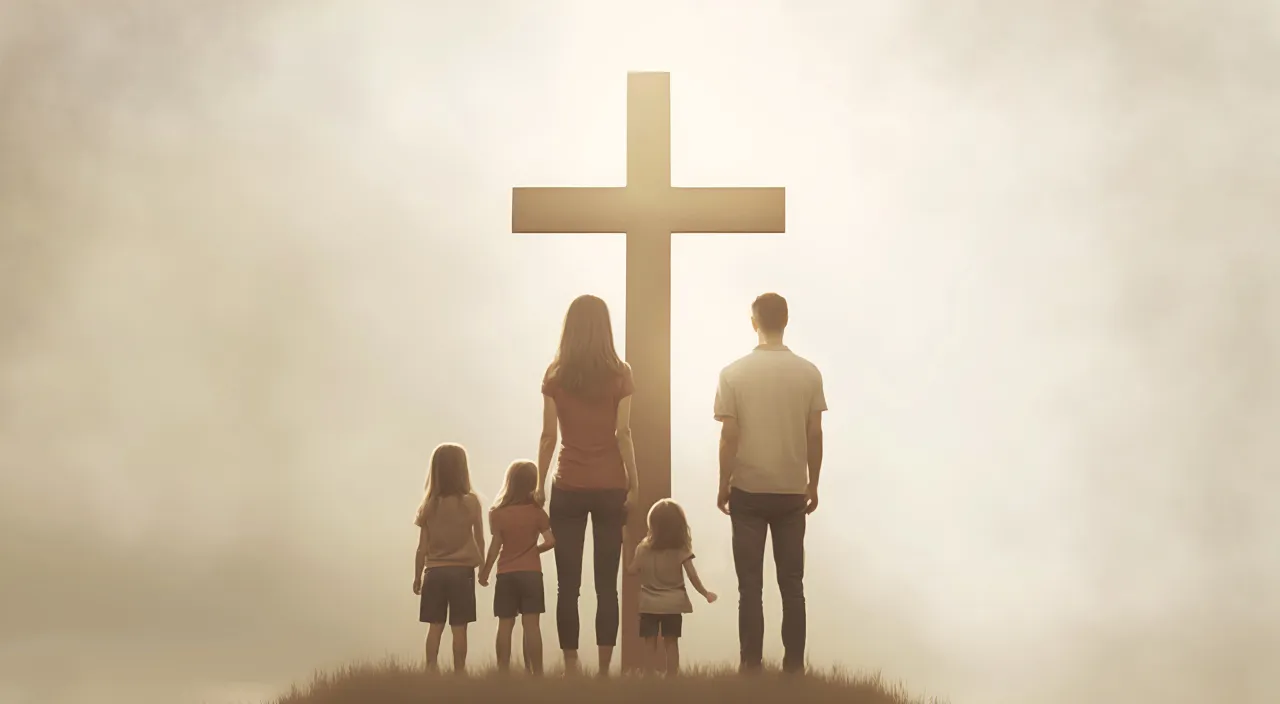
[275,659,938,704]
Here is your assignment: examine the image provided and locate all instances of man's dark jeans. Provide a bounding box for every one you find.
[730,487,807,673]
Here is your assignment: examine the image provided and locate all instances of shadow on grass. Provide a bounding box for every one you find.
[275,658,941,704]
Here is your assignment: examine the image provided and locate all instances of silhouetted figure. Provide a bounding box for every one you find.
[714,293,826,674]
[624,499,717,676]
[478,460,557,675]
[537,294,640,676]
[413,442,486,674]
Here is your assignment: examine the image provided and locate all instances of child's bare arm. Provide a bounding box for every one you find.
[413,526,428,593]
[470,496,486,558]
[624,544,642,576]
[683,558,717,602]
[537,528,556,553]
[479,533,501,584]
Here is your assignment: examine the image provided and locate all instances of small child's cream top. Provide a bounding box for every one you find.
[634,543,694,614]
[416,494,482,569]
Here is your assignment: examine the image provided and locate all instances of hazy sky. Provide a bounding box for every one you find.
[2,1,1278,703]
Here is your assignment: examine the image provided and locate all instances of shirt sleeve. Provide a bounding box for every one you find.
[810,367,828,413]
[618,363,635,399]
[713,369,735,420]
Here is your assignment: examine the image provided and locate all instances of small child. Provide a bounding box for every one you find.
[413,442,485,674]
[625,498,717,675]
[479,460,556,675]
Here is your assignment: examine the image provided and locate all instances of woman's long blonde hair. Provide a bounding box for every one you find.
[641,499,692,551]
[547,294,624,397]
[492,460,538,510]
[415,442,473,525]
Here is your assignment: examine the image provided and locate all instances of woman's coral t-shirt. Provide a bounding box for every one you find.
[542,363,633,491]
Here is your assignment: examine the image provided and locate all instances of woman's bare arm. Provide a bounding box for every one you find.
[537,396,558,499]
[616,396,639,499]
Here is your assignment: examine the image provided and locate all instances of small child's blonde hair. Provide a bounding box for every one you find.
[641,498,692,551]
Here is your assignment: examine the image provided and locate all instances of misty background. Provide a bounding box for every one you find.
[1,1,1277,703]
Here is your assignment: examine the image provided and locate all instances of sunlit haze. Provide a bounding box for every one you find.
[2,1,1277,703]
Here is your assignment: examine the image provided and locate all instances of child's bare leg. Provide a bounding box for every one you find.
[521,614,543,675]
[450,625,468,674]
[597,645,613,677]
[643,637,660,675]
[495,618,516,673]
[424,623,445,672]
[662,636,680,676]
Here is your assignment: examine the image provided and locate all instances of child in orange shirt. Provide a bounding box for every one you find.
[479,460,556,674]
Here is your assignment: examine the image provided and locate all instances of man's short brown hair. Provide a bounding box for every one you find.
[752,293,788,333]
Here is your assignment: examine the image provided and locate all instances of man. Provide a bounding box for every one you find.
[713,292,826,674]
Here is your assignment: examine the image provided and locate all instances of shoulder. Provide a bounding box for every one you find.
[464,492,483,512]
[719,352,754,379]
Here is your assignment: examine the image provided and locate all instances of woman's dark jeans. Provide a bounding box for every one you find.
[549,486,627,650]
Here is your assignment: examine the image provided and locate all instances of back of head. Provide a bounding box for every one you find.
[417,442,471,524]
[550,294,624,396]
[751,292,788,334]
[493,460,538,509]
[644,498,692,551]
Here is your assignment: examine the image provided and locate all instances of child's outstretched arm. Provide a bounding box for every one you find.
[683,558,717,603]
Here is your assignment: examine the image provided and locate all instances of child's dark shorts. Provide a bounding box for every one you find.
[420,566,477,626]
[639,613,682,638]
[494,571,545,618]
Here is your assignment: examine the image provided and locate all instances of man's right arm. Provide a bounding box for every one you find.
[714,369,738,513]
[805,367,827,513]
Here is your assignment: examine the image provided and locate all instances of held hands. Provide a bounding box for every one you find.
[533,486,546,508]
[478,570,490,588]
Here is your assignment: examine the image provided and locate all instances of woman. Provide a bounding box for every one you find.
[537,294,639,676]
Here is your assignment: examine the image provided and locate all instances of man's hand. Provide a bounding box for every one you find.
[717,484,732,515]
[805,484,819,514]
[704,591,719,604]
[478,571,490,588]
[534,486,546,508]
[412,577,422,596]
[624,488,638,513]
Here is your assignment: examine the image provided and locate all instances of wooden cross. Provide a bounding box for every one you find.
[511,71,785,672]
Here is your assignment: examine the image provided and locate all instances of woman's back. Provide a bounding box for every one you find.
[419,494,482,568]
[542,364,633,491]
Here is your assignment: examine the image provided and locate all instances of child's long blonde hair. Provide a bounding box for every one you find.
[415,442,473,525]
[641,499,692,551]
[492,460,538,510]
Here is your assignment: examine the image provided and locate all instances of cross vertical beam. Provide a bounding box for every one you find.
[621,72,672,673]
